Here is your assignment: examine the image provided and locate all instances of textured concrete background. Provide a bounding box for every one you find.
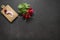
[0,0,60,40]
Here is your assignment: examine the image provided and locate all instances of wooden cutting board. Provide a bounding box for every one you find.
[1,5,18,22]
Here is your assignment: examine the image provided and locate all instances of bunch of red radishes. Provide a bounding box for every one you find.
[18,3,34,20]
[22,7,34,19]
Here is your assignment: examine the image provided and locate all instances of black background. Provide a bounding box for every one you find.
[0,0,60,40]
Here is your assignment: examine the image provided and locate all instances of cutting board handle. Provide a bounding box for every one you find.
[1,5,5,8]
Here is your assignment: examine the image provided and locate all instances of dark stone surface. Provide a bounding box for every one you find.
[0,0,60,40]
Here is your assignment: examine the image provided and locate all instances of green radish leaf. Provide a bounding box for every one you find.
[18,4,23,9]
[18,3,30,15]
[24,3,30,8]
[22,9,27,13]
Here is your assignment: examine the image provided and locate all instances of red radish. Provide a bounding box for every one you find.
[27,9,33,13]
[22,13,30,19]
[22,14,26,18]
[29,9,34,16]
[25,13,31,19]
[27,9,34,16]
[25,15,31,19]
[30,9,34,13]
